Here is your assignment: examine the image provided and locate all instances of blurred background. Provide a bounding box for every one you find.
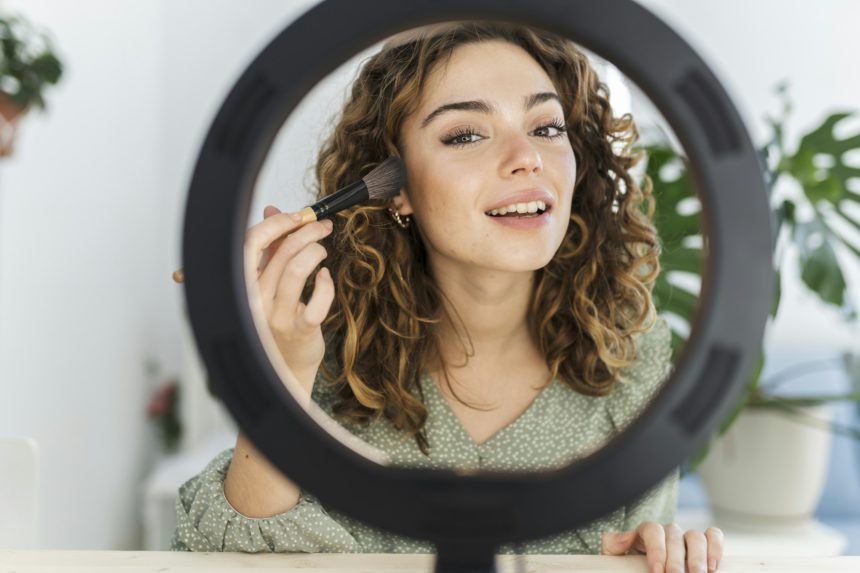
[0,0,858,554]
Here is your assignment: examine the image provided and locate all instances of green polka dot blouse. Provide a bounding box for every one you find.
[171,315,679,554]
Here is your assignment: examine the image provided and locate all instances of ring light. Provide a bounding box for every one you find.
[181,0,772,570]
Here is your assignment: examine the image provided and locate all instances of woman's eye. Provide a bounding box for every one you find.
[442,128,483,148]
[534,121,568,138]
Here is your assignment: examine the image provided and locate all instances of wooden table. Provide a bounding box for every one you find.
[2,551,859,572]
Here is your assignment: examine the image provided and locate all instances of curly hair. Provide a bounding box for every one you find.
[303,21,661,455]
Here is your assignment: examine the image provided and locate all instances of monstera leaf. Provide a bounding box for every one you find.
[775,112,860,318]
[640,105,860,348]
[638,143,704,358]
[788,112,860,205]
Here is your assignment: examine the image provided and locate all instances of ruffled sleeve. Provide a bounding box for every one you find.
[604,314,681,528]
[170,448,360,553]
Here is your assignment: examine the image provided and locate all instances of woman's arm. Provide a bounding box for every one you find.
[222,364,317,518]
[223,202,334,518]
[171,447,362,553]
[223,430,302,517]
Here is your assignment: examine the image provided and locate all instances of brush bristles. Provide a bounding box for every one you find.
[362,155,406,201]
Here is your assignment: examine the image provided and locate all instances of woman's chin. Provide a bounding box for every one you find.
[481,254,557,274]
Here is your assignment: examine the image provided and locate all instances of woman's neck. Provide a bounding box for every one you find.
[429,263,539,368]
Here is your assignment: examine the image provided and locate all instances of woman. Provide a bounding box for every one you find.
[172,21,724,573]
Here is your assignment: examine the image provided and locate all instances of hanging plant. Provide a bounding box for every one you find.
[0,13,64,156]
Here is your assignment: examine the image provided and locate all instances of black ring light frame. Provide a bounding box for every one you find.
[182,0,772,569]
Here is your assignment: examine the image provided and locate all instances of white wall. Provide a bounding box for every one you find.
[0,1,168,550]
[0,0,858,550]
[0,0,318,549]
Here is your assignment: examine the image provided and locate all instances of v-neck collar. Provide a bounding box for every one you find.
[420,369,557,449]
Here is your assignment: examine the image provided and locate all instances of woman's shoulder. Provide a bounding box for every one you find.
[606,314,674,429]
[619,314,673,382]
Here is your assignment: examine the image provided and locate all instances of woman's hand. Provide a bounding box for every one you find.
[601,521,724,573]
[244,205,335,395]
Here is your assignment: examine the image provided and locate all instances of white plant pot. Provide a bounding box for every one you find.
[697,404,833,532]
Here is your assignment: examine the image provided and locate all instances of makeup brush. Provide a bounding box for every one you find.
[172,155,406,283]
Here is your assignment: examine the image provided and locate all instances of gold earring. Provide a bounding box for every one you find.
[388,206,412,229]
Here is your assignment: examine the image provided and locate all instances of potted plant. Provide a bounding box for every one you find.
[144,357,183,455]
[0,12,64,157]
[640,81,860,530]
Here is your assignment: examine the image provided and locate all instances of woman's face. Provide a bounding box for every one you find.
[397,39,576,276]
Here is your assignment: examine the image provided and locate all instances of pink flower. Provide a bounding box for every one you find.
[147,382,178,417]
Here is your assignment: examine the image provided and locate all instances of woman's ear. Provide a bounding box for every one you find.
[390,187,414,216]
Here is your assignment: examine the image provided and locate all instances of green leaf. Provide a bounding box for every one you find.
[31,52,63,84]
[637,141,704,343]
[791,130,860,314]
[834,204,860,236]
[0,14,64,111]
[652,279,699,322]
[782,199,796,225]
[642,146,703,240]
[770,267,781,319]
[668,329,686,363]
[788,112,860,205]
[792,214,847,306]
[660,247,703,275]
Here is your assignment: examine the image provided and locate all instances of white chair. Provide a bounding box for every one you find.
[0,437,39,549]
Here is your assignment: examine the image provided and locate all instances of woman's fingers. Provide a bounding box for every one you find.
[661,523,685,573]
[242,205,336,390]
[300,267,335,327]
[258,219,332,302]
[257,205,283,272]
[705,527,724,572]
[637,521,667,573]
[244,210,303,277]
[603,523,723,573]
[600,530,637,555]
[269,240,329,328]
[263,205,281,218]
[683,528,708,573]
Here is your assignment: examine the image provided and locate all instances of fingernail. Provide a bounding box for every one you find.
[709,559,716,571]
[290,212,302,221]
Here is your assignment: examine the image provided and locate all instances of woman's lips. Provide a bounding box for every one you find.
[485,207,552,229]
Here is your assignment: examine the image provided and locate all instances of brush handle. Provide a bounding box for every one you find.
[307,179,368,220]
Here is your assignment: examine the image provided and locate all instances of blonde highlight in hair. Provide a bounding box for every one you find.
[303,21,661,455]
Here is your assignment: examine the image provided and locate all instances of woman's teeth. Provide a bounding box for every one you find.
[486,200,547,217]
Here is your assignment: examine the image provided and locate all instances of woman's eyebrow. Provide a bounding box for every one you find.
[420,91,562,129]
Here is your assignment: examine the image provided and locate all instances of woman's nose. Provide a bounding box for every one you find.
[499,130,543,176]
